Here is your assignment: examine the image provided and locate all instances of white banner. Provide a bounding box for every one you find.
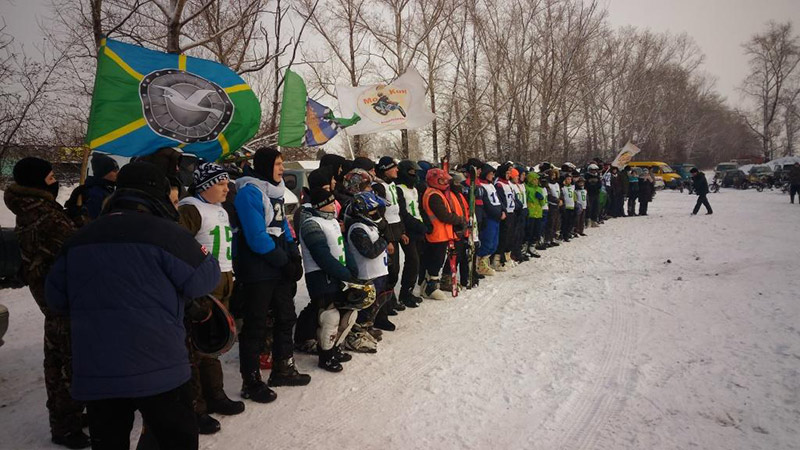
[336,68,435,136]
[611,142,641,168]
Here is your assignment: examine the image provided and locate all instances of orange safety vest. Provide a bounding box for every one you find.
[422,188,456,243]
[447,190,470,240]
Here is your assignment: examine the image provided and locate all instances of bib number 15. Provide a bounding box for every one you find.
[209,225,233,261]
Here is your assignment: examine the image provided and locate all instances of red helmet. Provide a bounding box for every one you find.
[426,168,452,191]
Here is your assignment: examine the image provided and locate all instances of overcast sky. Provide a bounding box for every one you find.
[2,0,799,107]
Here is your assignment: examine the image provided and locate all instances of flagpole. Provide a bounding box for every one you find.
[342,128,355,159]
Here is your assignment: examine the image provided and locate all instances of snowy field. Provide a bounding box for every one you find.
[1,187,799,449]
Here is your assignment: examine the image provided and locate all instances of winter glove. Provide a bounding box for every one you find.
[185,296,212,323]
[282,251,304,282]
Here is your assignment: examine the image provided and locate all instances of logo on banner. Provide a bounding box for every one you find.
[357,85,410,125]
[140,70,234,143]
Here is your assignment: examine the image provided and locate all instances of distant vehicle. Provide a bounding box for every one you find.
[722,169,748,188]
[714,162,739,182]
[670,163,697,180]
[283,160,320,200]
[747,165,774,187]
[627,161,682,188]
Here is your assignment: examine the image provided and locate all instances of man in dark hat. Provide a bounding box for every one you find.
[66,153,120,224]
[4,157,88,449]
[46,161,221,450]
[234,147,311,404]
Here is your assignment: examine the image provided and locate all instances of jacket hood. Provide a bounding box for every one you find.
[3,183,58,215]
[236,176,285,199]
[525,172,540,184]
[300,204,336,222]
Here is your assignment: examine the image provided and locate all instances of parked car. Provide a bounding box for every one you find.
[714,162,739,183]
[722,169,749,188]
[627,161,682,188]
[747,165,775,187]
[671,163,697,180]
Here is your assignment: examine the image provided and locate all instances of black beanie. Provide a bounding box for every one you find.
[91,153,119,179]
[308,166,334,190]
[116,161,170,199]
[352,156,375,172]
[320,154,346,177]
[466,158,483,170]
[253,146,282,185]
[309,186,335,209]
[480,163,496,180]
[13,157,53,190]
[377,156,397,172]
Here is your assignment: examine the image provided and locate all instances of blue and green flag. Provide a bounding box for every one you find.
[278,69,359,148]
[86,38,261,162]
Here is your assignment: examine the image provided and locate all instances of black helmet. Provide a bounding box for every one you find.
[190,296,237,357]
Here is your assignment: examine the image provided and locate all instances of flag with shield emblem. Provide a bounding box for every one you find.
[86,38,261,162]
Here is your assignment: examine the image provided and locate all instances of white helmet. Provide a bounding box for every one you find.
[588,163,599,171]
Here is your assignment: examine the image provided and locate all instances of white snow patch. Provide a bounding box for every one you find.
[1,187,799,449]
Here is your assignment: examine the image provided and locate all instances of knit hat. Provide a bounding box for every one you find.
[308,166,334,190]
[376,156,397,172]
[116,161,170,199]
[510,168,520,180]
[320,154,346,179]
[352,156,375,172]
[480,163,496,180]
[193,162,229,192]
[309,186,335,209]
[253,146,282,185]
[91,153,119,179]
[13,157,53,190]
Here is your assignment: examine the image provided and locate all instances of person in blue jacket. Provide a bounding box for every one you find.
[476,164,504,274]
[233,147,310,404]
[45,161,221,450]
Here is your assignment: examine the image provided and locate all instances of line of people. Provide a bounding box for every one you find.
[4,149,656,449]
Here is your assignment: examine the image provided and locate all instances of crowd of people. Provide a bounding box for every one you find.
[4,147,659,450]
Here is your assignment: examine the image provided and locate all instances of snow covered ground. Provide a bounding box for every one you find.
[1,186,799,449]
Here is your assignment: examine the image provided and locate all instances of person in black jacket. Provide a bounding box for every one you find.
[584,164,602,227]
[638,169,655,216]
[395,160,427,306]
[691,168,713,215]
[46,162,221,450]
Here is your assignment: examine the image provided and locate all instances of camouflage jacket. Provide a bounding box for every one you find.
[3,183,76,312]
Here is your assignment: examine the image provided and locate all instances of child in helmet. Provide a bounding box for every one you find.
[524,172,545,256]
[344,191,389,353]
[476,164,502,275]
[574,177,588,236]
[421,168,465,300]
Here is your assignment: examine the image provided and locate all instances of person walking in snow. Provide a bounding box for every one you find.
[46,161,222,450]
[234,147,310,404]
[177,162,245,434]
[690,168,713,215]
[4,157,88,449]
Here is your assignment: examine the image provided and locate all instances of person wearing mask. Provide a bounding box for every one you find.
[234,147,310,405]
[45,161,221,450]
[421,169,465,300]
[395,160,427,307]
[4,157,88,449]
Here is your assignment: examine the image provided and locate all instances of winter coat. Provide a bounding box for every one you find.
[65,176,116,223]
[693,173,709,195]
[395,183,428,239]
[3,184,76,314]
[639,178,655,202]
[233,176,297,282]
[627,175,640,198]
[45,194,221,401]
[299,206,353,297]
[585,173,602,197]
[372,180,406,242]
[621,172,630,196]
[525,176,546,219]
[609,173,623,196]
[789,165,800,185]
[478,179,503,222]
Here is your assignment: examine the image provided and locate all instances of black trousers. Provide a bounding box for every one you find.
[790,184,800,203]
[424,241,448,278]
[587,194,599,222]
[90,382,197,450]
[294,295,320,345]
[693,193,713,214]
[386,240,400,290]
[238,280,297,375]
[497,213,514,255]
[560,208,575,238]
[400,238,424,294]
[639,200,650,215]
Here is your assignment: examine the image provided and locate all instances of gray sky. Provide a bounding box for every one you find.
[2,0,799,107]
[605,0,800,106]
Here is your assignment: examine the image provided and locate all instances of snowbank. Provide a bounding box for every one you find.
[1,188,798,449]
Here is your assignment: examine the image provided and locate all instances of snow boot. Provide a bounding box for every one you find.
[51,431,90,449]
[423,276,447,300]
[504,252,517,268]
[399,290,421,308]
[528,245,541,258]
[318,348,343,373]
[333,345,352,363]
[207,391,245,416]
[491,255,507,272]
[240,371,277,403]
[268,357,311,387]
[345,327,378,353]
[590,220,599,228]
[477,256,496,276]
[440,274,453,292]
[374,314,396,332]
[535,241,548,251]
[197,413,221,435]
